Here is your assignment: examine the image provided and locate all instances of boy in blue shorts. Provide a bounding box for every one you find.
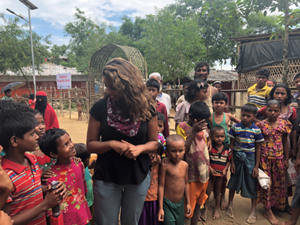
[226,103,264,224]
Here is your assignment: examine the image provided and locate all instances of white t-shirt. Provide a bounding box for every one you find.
[156,92,172,116]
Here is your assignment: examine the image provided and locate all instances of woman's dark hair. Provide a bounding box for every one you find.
[75,143,90,162]
[0,110,37,149]
[39,128,67,156]
[266,99,281,109]
[212,92,228,104]
[256,68,270,78]
[269,84,292,106]
[146,79,160,91]
[183,83,190,88]
[189,101,211,120]
[185,79,209,102]
[241,103,257,115]
[294,73,300,81]
[157,112,166,125]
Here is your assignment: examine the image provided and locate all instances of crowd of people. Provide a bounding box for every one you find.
[0,58,299,225]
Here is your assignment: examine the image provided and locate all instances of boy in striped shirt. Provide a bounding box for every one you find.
[225,104,264,224]
[0,110,65,225]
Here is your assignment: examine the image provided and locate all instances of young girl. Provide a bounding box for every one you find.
[39,128,92,225]
[256,84,297,214]
[174,79,208,127]
[256,100,292,225]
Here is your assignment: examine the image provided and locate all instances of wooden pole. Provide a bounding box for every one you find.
[54,87,58,115]
[86,81,90,122]
[60,87,63,117]
[68,87,71,119]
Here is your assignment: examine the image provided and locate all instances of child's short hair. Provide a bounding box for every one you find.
[212,92,228,104]
[39,128,68,156]
[256,68,270,78]
[166,134,185,149]
[0,110,38,149]
[157,112,166,125]
[210,125,225,136]
[0,101,34,114]
[146,79,160,91]
[4,89,12,94]
[195,62,210,73]
[157,142,164,156]
[241,103,257,115]
[75,143,90,162]
[266,99,281,109]
[189,101,211,120]
[294,73,300,81]
[269,84,292,105]
[185,79,209,102]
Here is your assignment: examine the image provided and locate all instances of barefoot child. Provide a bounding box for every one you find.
[226,103,264,224]
[256,100,292,225]
[158,135,191,224]
[0,110,65,225]
[176,101,211,225]
[202,126,232,221]
[39,128,92,225]
[207,92,240,211]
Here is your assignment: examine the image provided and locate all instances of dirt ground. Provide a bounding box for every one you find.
[58,110,297,225]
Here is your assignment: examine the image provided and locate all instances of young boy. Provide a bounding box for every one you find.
[147,79,169,137]
[293,73,300,99]
[226,103,264,224]
[176,101,211,225]
[158,134,191,224]
[203,126,231,221]
[0,110,65,225]
[206,92,240,211]
[247,68,272,109]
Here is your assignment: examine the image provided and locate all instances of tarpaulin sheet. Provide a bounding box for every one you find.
[236,37,300,73]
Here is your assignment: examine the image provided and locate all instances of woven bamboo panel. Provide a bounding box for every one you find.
[240,58,300,89]
[89,44,146,83]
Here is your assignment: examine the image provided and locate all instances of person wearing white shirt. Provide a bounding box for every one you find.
[149,72,172,116]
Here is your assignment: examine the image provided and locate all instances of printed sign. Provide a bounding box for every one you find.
[56,73,72,89]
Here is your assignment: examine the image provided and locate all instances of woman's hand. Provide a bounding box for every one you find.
[41,169,54,183]
[110,140,129,156]
[121,140,142,160]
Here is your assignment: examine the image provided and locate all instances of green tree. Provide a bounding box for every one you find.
[141,8,205,83]
[0,15,51,92]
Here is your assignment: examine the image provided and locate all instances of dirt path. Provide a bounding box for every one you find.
[58,110,295,225]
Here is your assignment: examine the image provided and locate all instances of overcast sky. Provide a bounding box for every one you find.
[0,0,232,70]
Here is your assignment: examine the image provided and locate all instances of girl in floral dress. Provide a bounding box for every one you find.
[256,84,297,214]
[256,100,292,225]
[39,128,92,225]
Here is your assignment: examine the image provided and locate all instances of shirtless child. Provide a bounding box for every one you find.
[158,135,191,224]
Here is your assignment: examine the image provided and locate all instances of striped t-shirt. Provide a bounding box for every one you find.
[228,122,264,154]
[210,145,232,174]
[2,153,46,225]
[247,83,271,109]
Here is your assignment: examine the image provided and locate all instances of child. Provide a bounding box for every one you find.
[0,110,64,225]
[174,79,209,127]
[207,92,240,211]
[139,140,164,225]
[146,79,169,137]
[256,100,292,225]
[293,73,300,99]
[75,143,94,225]
[158,134,191,224]
[202,126,232,221]
[157,112,167,158]
[226,103,264,224]
[39,128,92,225]
[176,101,211,225]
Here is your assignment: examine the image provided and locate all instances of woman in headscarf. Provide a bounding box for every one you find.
[35,91,59,130]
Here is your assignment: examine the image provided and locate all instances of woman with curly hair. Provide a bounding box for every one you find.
[87,58,158,225]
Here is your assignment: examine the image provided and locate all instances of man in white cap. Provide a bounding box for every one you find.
[149,72,172,116]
